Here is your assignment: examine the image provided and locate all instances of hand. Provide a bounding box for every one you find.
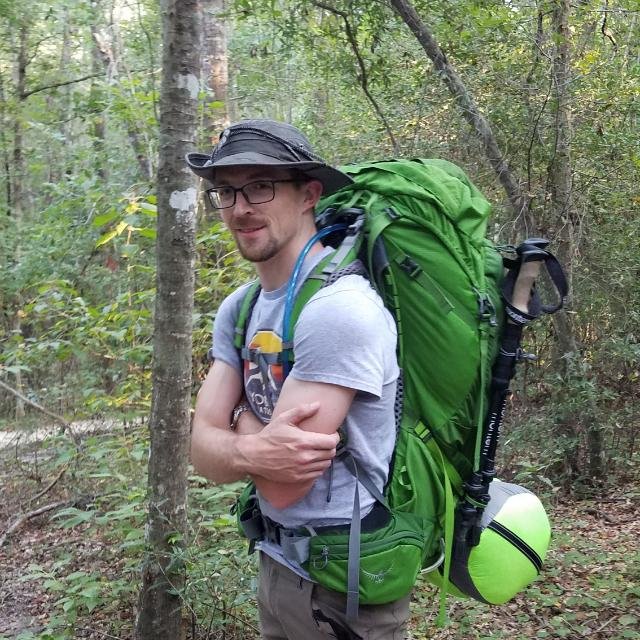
[238,402,339,483]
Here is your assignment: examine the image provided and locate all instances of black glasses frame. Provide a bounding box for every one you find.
[204,179,300,210]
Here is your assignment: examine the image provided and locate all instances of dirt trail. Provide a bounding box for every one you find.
[0,419,121,451]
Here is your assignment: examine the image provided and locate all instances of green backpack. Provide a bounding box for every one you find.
[233,158,562,621]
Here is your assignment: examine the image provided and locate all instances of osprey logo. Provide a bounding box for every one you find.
[362,564,394,584]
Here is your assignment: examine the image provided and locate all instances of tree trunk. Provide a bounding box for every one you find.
[134,1,201,639]
[90,3,154,181]
[12,27,27,219]
[548,0,602,484]
[202,0,230,140]
[549,0,579,366]
[545,0,580,364]
[56,6,73,183]
[388,0,530,226]
[90,1,108,182]
[0,69,9,216]
[11,25,28,419]
[110,13,155,180]
[549,0,574,302]
[587,422,604,484]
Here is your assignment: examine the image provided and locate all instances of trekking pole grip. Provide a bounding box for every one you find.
[511,259,543,314]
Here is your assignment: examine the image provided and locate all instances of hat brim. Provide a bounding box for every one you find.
[185,151,353,196]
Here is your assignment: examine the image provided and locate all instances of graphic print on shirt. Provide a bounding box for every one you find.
[244,329,284,422]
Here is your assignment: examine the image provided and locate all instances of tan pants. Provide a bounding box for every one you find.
[257,552,410,640]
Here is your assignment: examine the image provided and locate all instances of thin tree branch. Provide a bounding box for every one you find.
[0,377,80,445]
[20,67,150,99]
[314,1,400,154]
[526,73,553,198]
[601,0,618,50]
[76,628,123,640]
[594,615,620,635]
[0,500,71,547]
[136,0,160,124]
[388,0,531,225]
[27,464,69,506]
[20,72,107,99]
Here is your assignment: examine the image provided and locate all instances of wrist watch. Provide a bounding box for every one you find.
[231,401,251,431]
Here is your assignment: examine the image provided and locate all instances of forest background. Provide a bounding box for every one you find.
[0,0,638,639]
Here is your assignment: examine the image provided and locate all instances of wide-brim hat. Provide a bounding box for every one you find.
[185,119,353,196]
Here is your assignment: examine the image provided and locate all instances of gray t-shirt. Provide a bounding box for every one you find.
[211,248,399,570]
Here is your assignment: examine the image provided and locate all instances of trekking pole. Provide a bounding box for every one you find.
[458,239,567,547]
[475,243,548,518]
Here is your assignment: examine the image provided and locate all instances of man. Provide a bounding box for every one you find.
[188,119,408,639]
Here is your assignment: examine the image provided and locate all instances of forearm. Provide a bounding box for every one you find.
[236,410,311,505]
[191,359,251,484]
[256,477,314,510]
[193,399,336,494]
[190,420,255,484]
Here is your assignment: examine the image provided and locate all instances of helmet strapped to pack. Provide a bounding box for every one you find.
[443,481,552,604]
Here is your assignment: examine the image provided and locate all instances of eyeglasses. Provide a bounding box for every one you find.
[204,179,300,210]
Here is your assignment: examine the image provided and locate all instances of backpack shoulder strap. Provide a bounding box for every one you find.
[281,252,367,376]
[283,212,366,351]
[233,280,261,356]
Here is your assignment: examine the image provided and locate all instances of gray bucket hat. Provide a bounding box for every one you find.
[185,119,353,195]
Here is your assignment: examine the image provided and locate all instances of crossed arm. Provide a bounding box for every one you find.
[190,359,355,508]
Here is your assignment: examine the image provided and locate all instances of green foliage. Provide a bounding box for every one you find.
[7,427,147,638]
[172,480,260,635]
[194,219,255,371]
[23,564,105,618]
[14,426,258,638]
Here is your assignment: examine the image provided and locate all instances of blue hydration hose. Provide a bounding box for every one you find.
[282,223,348,377]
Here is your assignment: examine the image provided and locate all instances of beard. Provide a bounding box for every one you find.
[235,231,280,263]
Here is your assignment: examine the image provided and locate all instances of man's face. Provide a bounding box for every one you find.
[212,166,316,264]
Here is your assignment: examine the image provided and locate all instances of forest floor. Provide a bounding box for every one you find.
[0,421,639,640]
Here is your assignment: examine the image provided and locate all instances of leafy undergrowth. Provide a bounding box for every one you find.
[0,423,638,640]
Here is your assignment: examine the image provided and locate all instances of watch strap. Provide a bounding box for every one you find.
[231,401,251,431]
